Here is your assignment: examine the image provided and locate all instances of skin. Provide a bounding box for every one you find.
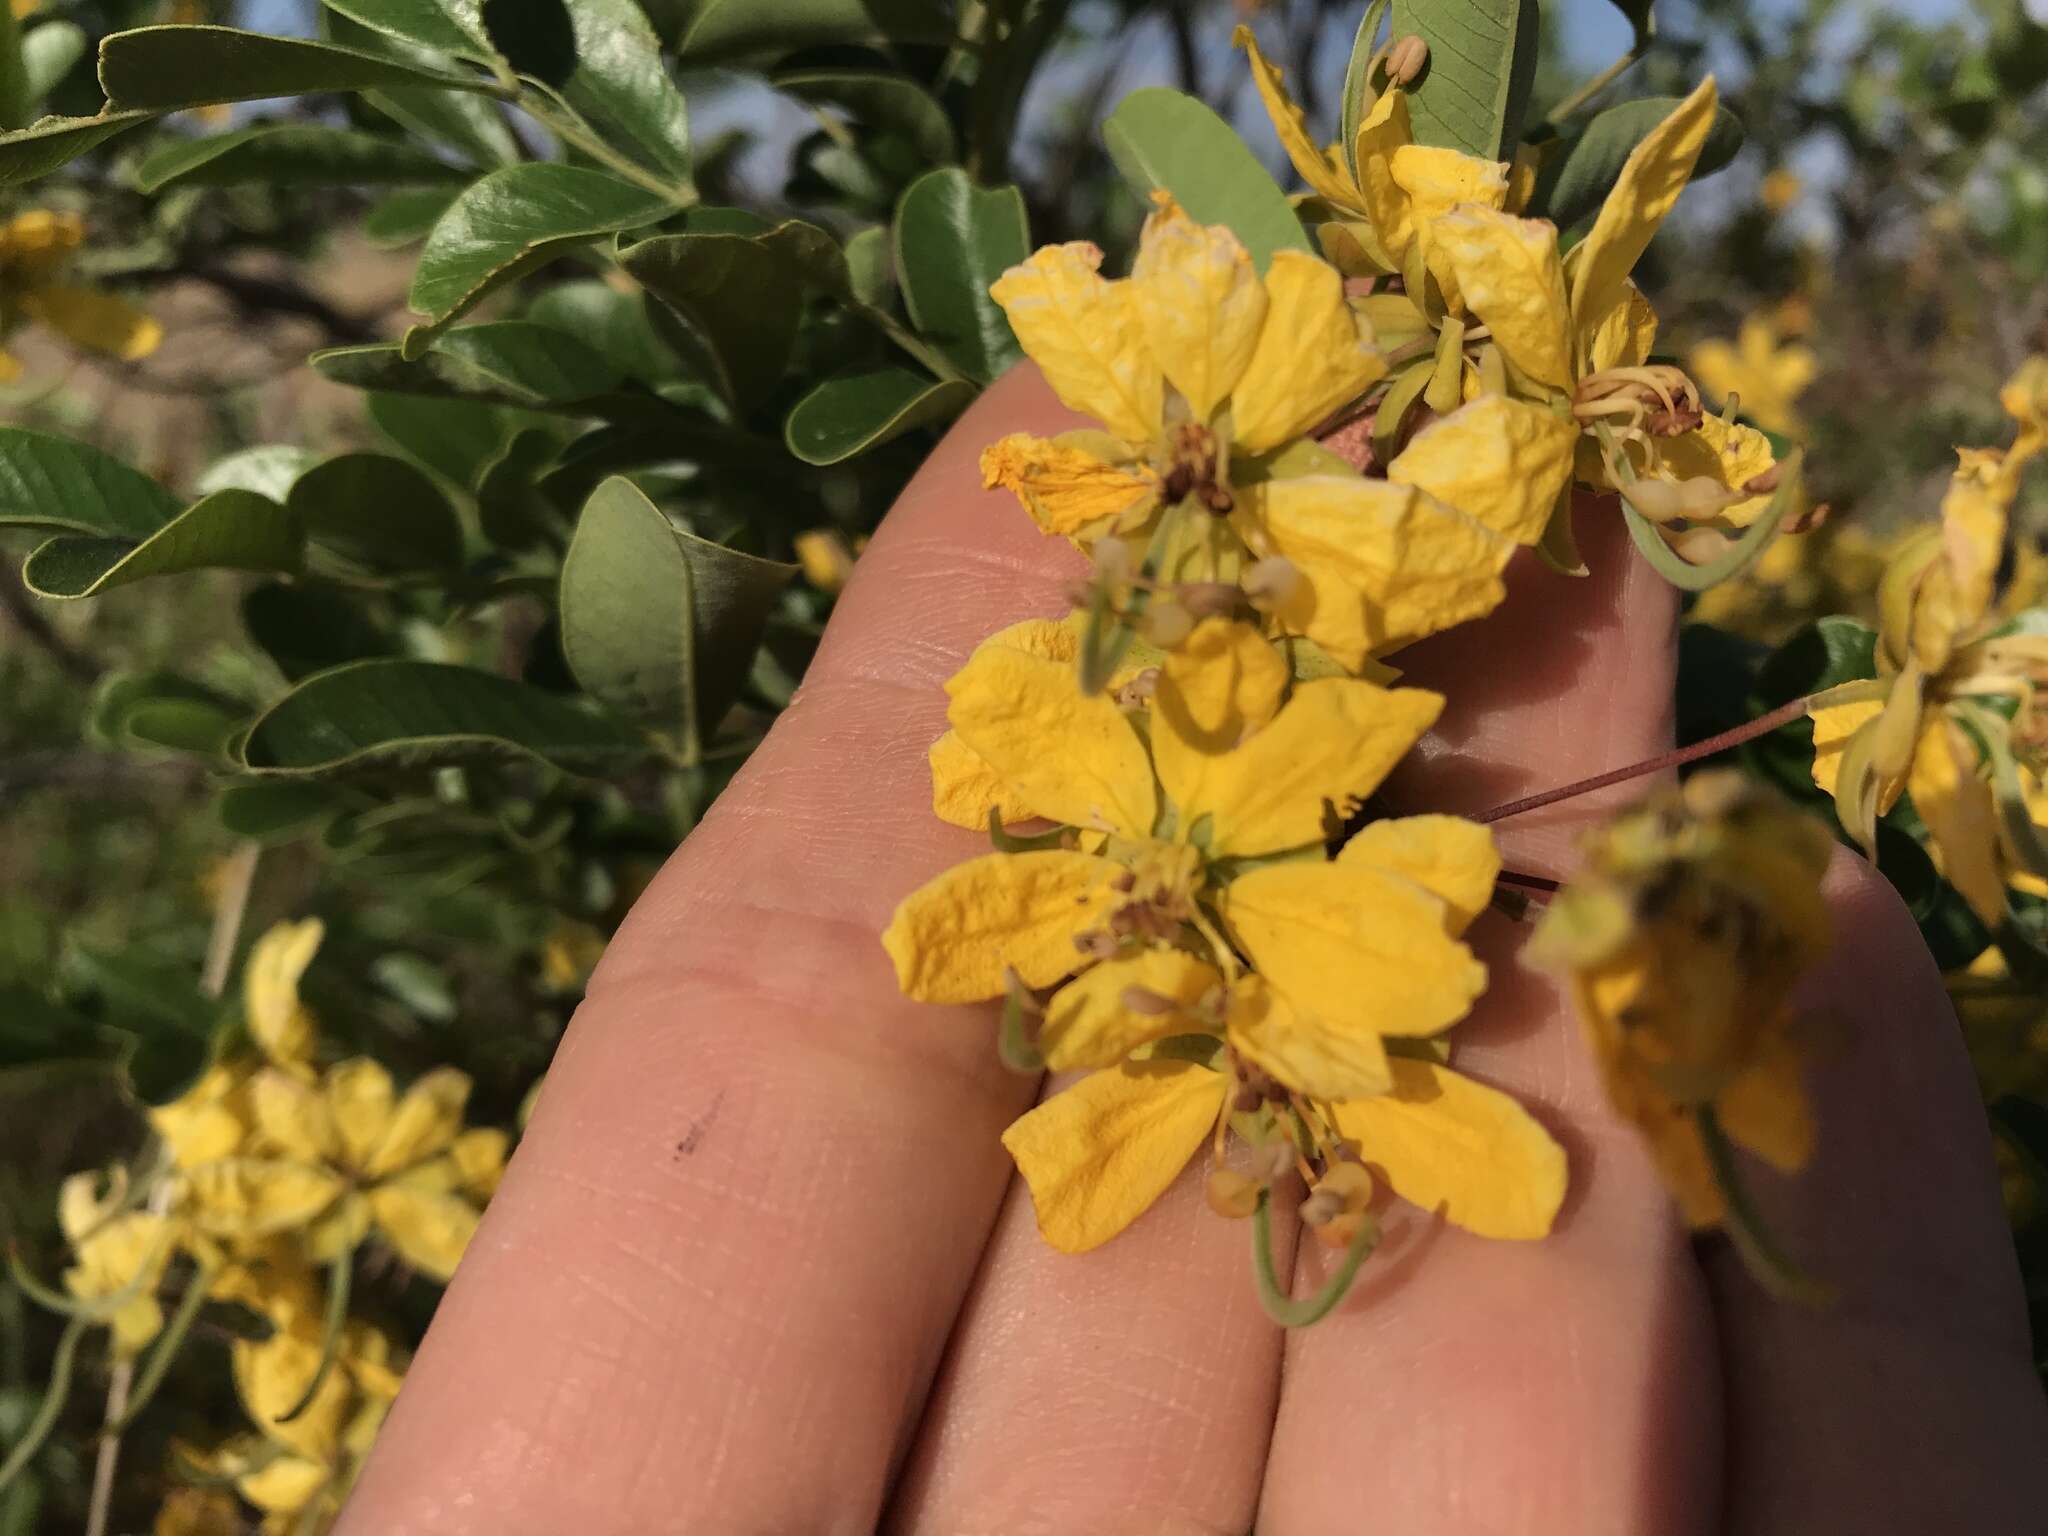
[337,368,2048,1535]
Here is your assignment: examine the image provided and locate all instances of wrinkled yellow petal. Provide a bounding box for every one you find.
[947,644,1156,837]
[248,1067,339,1164]
[24,284,162,360]
[1388,146,1508,310]
[1184,676,1440,857]
[367,1176,481,1280]
[1220,861,1487,1039]
[1240,476,1513,665]
[1938,451,2010,632]
[990,242,1162,444]
[1715,1036,1813,1173]
[1338,814,1501,933]
[148,1065,249,1167]
[1429,206,1572,389]
[883,850,1118,1003]
[1910,714,2006,925]
[980,432,1158,536]
[930,728,1032,831]
[244,918,324,1069]
[450,1127,508,1202]
[1231,250,1387,453]
[1234,25,1363,212]
[363,1066,470,1179]
[1570,78,1718,369]
[1653,415,1779,529]
[236,1327,351,1460]
[1040,948,1222,1069]
[1580,278,1659,374]
[1002,1059,1226,1253]
[1149,617,1289,818]
[1329,1058,1567,1239]
[1808,696,1883,798]
[1129,195,1267,422]
[1227,969,1391,1100]
[1388,395,1578,545]
[324,1058,394,1173]
[186,1158,344,1238]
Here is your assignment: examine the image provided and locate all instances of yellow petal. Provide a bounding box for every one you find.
[1715,1036,1813,1173]
[186,1158,345,1238]
[1040,948,1222,1069]
[153,1487,245,1536]
[148,1065,249,1167]
[1001,1059,1226,1253]
[450,1127,508,1202]
[0,347,20,382]
[1652,415,1779,529]
[1233,25,1364,211]
[989,242,1162,444]
[1429,206,1573,389]
[1353,89,1418,272]
[882,849,1118,1002]
[1149,617,1289,819]
[367,1178,481,1280]
[946,643,1156,837]
[324,1058,395,1172]
[1226,969,1392,1100]
[1240,476,1513,665]
[363,1066,470,1179]
[236,1454,331,1516]
[1219,861,1487,1038]
[24,284,162,360]
[243,918,324,1069]
[1388,146,1508,310]
[1338,813,1501,933]
[980,432,1158,536]
[1909,714,2006,925]
[1388,395,1578,545]
[1230,249,1387,453]
[248,1067,339,1164]
[1329,1058,1567,1239]
[930,726,1037,831]
[1808,696,1883,798]
[1569,78,1718,368]
[236,1327,351,1459]
[1129,195,1268,422]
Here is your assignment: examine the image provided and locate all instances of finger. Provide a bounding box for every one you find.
[884,1091,1295,1536]
[339,369,1092,1535]
[1710,854,2048,1533]
[1261,508,1725,1535]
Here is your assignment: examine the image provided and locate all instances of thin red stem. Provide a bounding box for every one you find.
[1470,696,1813,827]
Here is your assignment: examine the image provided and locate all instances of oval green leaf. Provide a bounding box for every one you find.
[774,68,956,165]
[237,659,646,775]
[287,452,465,572]
[1102,87,1311,272]
[1389,0,1540,158]
[365,184,463,245]
[134,124,467,193]
[242,580,398,681]
[559,475,796,749]
[195,445,320,502]
[0,427,180,536]
[405,163,677,352]
[320,0,493,60]
[893,167,1028,384]
[98,25,493,111]
[0,112,154,188]
[316,322,626,410]
[1527,96,1745,233]
[542,0,692,181]
[23,489,303,598]
[784,366,974,465]
[618,230,802,412]
[216,780,343,840]
[676,0,954,62]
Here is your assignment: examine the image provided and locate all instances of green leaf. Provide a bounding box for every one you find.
[527,280,677,381]
[196,445,320,502]
[366,391,513,483]
[133,124,468,193]
[1339,0,1391,164]
[364,83,518,166]
[540,0,692,182]
[1387,0,1540,158]
[238,659,646,775]
[405,163,677,352]
[0,985,113,1081]
[775,68,956,165]
[1102,88,1311,272]
[98,25,492,112]
[216,781,342,840]
[242,580,396,681]
[559,476,796,748]
[21,21,88,101]
[1755,616,1879,704]
[1527,96,1744,231]
[675,0,954,62]
[844,224,892,308]
[0,427,180,537]
[893,167,1027,384]
[364,185,462,245]
[315,0,493,60]
[618,230,802,412]
[475,426,569,549]
[0,112,153,189]
[91,670,243,754]
[784,366,974,465]
[22,490,302,598]
[316,323,630,412]
[287,453,465,573]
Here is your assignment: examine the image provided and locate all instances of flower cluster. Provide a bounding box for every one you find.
[0,209,161,379]
[34,920,509,1533]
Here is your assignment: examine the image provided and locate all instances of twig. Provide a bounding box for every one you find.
[201,842,261,1001]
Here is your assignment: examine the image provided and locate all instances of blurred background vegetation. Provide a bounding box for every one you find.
[2,0,2046,1529]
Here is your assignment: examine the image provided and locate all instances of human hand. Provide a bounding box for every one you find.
[336,368,2048,1535]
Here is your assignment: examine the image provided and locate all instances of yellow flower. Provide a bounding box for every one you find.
[793,528,858,592]
[887,619,1504,1141]
[1530,772,1832,1226]
[985,199,1567,669]
[186,1057,500,1280]
[1688,312,1818,436]
[154,1488,244,1536]
[1810,357,2048,922]
[58,1169,176,1357]
[0,210,162,380]
[243,918,324,1073]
